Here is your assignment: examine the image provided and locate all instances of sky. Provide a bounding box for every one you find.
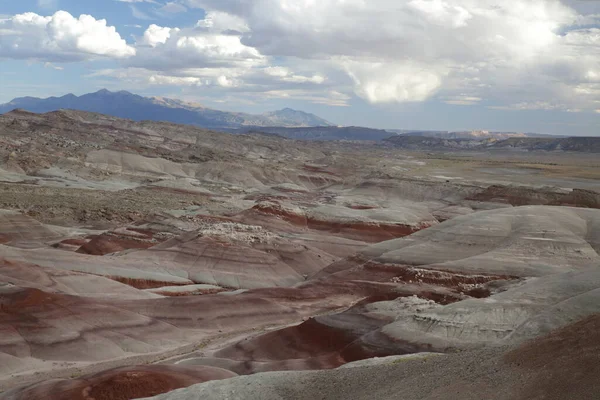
[0,0,600,135]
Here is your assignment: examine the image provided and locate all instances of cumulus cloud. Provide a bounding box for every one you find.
[196,11,249,33]
[344,61,446,103]
[138,24,175,47]
[176,0,600,110]
[0,11,135,61]
[128,20,264,72]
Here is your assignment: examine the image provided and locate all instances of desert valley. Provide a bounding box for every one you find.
[0,98,598,399]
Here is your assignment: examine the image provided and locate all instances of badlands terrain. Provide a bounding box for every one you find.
[0,109,599,399]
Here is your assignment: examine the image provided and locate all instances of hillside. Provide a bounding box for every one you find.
[0,108,598,400]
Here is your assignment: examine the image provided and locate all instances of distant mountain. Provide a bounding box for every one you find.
[389,130,562,140]
[383,135,600,152]
[0,89,333,129]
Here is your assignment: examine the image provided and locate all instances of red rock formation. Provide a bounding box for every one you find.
[77,228,160,256]
[1,365,237,400]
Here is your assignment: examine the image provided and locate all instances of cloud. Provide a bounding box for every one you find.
[442,95,482,106]
[43,61,64,70]
[100,14,344,106]
[0,11,135,62]
[264,67,325,84]
[344,61,445,103]
[196,11,249,33]
[90,63,341,105]
[129,4,153,20]
[158,2,188,14]
[138,24,174,47]
[37,0,58,10]
[129,22,264,70]
[176,0,600,111]
[408,0,472,28]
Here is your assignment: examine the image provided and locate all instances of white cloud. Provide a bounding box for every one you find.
[37,0,58,10]
[0,11,135,62]
[263,66,325,84]
[442,95,482,106]
[129,23,264,70]
[408,0,472,28]
[138,24,174,47]
[344,61,445,103]
[196,11,249,33]
[43,61,64,70]
[129,4,153,20]
[159,2,188,14]
[177,0,600,111]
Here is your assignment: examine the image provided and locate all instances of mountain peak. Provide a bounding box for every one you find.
[263,108,333,127]
[94,89,135,96]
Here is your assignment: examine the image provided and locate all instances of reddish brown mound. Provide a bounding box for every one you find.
[2,365,237,400]
[0,234,12,245]
[305,219,431,243]
[244,194,291,202]
[347,205,379,210]
[77,230,158,256]
[215,313,385,365]
[468,185,561,206]
[213,286,459,371]
[58,238,90,247]
[339,329,434,362]
[504,314,600,400]
[153,288,227,297]
[468,185,600,209]
[549,188,600,209]
[0,287,60,313]
[302,164,340,176]
[106,276,190,289]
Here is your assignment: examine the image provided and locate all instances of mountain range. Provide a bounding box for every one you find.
[388,130,562,140]
[0,90,569,143]
[383,134,600,152]
[0,89,333,129]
